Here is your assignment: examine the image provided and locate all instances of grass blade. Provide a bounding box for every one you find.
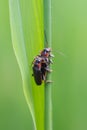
[44,0,53,130]
[9,0,44,130]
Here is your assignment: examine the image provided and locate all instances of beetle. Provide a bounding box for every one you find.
[32,30,64,85]
[32,48,53,85]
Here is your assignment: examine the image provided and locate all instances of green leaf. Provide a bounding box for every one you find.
[9,0,44,130]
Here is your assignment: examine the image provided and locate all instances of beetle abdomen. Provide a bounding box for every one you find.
[33,66,42,85]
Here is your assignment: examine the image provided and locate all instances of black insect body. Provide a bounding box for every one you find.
[32,57,42,85]
[32,48,53,85]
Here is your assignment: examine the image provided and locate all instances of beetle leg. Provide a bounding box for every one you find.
[50,54,54,57]
[45,67,53,72]
[49,59,53,64]
[45,80,53,84]
[42,74,46,81]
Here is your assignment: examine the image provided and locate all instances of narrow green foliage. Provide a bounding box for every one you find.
[44,0,53,130]
[9,0,44,130]
[9,0,35,126]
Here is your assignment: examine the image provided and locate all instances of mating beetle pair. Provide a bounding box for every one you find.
[32,48,54,85]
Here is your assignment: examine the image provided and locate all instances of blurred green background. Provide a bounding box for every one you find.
[0,0,87,130]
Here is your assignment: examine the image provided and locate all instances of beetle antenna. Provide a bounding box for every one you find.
[55,50,66,57]
[44,30,48,48]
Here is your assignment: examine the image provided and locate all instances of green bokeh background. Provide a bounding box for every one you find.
[0,0,87,130]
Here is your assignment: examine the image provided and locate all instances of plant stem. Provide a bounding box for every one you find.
[44,0,52,130]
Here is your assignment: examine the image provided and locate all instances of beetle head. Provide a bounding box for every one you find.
[41,48,51,57]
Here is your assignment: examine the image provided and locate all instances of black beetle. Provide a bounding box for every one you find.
[32,48,53,85]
